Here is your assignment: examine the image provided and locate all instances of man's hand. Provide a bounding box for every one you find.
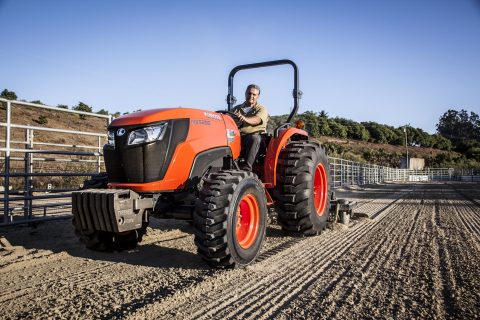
[238,114,262,126]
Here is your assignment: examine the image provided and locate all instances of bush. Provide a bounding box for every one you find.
[73,102,92,120]
[96,109,109,115]
[466,147,480,161]
[34,116,48,125]
[1,89,18,108]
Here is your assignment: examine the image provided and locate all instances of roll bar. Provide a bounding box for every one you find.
[226,59,302,124]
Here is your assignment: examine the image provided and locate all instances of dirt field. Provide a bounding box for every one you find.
[1,181,480,319]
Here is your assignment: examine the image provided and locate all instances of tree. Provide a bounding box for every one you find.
[335,118,370,141]
[457,139,480,154]
[466,147,480,161]
[327,118,347,138]
[56,104,68,109]
[362,122,388,144]
[1,89,18,108]
[96,109,109,115]
[1,89,18,101]
[318,117,332,136]
[73,102,92,120]
[30,100,44,105]
[436,109,479,148]
[432,134,452,151]
[299,111,320,138]
[72,102,92,113]
[318,110,328,118]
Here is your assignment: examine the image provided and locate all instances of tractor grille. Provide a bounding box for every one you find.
[103,119,189,184]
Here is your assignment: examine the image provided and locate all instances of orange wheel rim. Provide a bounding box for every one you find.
[314,163,328,216]
[236,194,260,249]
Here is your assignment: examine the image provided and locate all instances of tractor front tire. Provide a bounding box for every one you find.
[81,172,109,189]
[193,170,267,268]
[72,220,148,252]
[273,141,332,236]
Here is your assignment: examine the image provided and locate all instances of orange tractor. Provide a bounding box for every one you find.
[72,60,331,268]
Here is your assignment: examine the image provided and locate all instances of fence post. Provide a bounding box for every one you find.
[340,158,343,187]
[28,129,34,219]
[360,163,364,186]
[351,161,354,186]
[97,136,101,173]
[4,100,11,224]
[24,125,29,220]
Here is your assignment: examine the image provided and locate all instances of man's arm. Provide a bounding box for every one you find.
[238,114,262,126]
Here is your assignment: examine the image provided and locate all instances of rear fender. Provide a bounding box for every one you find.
[263,128,308,188]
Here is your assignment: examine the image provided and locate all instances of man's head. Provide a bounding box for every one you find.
[245,84,260,107]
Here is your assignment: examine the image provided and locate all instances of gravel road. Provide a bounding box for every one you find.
[1,182,479,319]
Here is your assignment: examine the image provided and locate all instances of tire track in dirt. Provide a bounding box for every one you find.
[353,189,438,319]
[330,199,423,318]
[130,187,416,319]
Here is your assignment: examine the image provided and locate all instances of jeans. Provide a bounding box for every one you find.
[240,134,265,171]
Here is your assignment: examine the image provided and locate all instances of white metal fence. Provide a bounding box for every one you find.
[0,99,476,226]
[328,157,457,188]
[0,98,111,226]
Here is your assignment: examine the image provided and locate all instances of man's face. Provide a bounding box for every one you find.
[245,88,260,106]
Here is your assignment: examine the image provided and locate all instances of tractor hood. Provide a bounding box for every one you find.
[110,108,216,126]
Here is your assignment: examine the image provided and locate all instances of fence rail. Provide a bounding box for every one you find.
[1,98,478,226]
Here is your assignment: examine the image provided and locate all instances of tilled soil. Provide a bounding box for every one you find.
[1,182,479,319]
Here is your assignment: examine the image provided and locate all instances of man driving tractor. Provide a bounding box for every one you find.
[232,84,268,171]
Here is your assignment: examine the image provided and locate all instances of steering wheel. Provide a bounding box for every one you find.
[215,110,244,129]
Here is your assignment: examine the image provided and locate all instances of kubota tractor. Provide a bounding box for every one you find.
[72,59,331,268]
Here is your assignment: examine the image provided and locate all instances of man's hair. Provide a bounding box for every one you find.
[246,84,260,95]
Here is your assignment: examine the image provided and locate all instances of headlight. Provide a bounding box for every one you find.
[107,130,115,146]
[128,124,167,145]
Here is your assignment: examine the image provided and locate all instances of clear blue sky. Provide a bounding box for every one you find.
[1,0,479,134]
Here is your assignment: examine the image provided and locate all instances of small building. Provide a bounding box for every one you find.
[401,158,425,170]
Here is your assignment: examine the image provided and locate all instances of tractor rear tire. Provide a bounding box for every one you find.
[273,141,331,236]
[193,170,267,268]
[73,173,148,252]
